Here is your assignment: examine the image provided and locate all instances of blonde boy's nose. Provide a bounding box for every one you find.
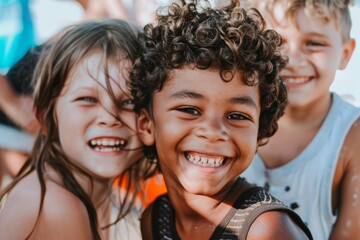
[284,46,307,68]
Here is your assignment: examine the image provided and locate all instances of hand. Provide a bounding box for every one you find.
[7,95,40,135]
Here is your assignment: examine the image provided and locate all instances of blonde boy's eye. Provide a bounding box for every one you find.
[307,40,325,47]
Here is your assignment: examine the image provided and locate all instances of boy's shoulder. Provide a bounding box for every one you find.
[230,186,312,239]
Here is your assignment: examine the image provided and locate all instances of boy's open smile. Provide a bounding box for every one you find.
[281,76,312,88]
[138,67,260,196]
[184,152,226,168]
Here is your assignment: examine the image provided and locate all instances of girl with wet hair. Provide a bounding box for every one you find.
[0,19,155,239]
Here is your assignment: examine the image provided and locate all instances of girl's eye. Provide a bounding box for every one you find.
[177,106,200,115]
[227,112,249,121]
[78,97,97,103]
[119,99,135,110]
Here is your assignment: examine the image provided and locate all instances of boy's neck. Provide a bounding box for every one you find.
[284,93,332,124]
[166,178,249,238]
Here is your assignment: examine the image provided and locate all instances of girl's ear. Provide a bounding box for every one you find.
[137,109,155,146]
[339,38,356,70]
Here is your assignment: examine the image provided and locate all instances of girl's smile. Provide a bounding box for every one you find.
[56,53,142,179]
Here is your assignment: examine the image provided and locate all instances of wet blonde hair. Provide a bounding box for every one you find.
[242,0,354,41]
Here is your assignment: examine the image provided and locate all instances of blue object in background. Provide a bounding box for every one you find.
[0,0,35,74]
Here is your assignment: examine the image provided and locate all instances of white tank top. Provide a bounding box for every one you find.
[242,93,360,240]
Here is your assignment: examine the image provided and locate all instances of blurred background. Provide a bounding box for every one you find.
[0,0,359,192]
[28,0,359,106]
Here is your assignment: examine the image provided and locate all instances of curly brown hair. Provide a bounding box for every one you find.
[131,0,288,160]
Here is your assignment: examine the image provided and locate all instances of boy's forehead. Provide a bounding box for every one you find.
[268,3,341,36]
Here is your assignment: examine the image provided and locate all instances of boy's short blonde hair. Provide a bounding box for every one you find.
[242,0,353,41]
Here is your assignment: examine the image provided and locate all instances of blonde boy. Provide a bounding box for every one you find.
[241,0,360,239]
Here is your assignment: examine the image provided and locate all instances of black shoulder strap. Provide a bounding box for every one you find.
[151,194,180,240]
[237,187,313,240]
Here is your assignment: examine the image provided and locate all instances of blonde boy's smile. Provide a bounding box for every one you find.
[268,4,354,108]
[281,76,312,88]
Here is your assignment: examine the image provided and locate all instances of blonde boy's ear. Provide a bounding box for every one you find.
[137,109,155,146]
[339,38,356,70]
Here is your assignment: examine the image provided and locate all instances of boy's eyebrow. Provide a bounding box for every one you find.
[304,32,331,39]
[230,96,258,109]
[170,90,203,99]
[170,90,258,109]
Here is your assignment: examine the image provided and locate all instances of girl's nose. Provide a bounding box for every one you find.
[97,107,122,128]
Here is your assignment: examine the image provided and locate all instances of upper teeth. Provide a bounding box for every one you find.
[186,153,224,167]
[284,77,309,84]
[90,139,125,147]
[89,139,126,152]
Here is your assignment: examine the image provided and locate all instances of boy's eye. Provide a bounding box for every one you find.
[227,112,249,121]
[307,40,326,47]
[176,106,200,115]
[119,99,135,110]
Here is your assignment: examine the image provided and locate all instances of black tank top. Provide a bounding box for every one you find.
[151,186,313,239]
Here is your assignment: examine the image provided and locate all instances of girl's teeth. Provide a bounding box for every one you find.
[89,138,126,151]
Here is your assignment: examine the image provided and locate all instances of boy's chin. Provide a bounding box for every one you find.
[177,177,228,197]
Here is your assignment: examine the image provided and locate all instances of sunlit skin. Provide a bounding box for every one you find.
[138,67,310,239]
[254,3,360,240]
[140,67,260,198]
[56,53,142,183]
[0,53,143,239]
[269,5,354,110]
[139,67,260,238]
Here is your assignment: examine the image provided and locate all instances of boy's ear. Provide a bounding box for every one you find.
[339,38,356,70]
[137,109,155,146]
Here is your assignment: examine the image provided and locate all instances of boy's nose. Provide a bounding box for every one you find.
[284,44,307,69]
[195,117,229,142]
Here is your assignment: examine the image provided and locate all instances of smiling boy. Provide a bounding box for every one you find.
[241,0,360,239]
[131,0,312,239]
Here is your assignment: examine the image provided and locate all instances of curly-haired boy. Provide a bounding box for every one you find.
[131,0,313,239]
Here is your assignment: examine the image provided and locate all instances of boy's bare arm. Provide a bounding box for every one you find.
[330,118,360,240]
[248,211,310,240]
